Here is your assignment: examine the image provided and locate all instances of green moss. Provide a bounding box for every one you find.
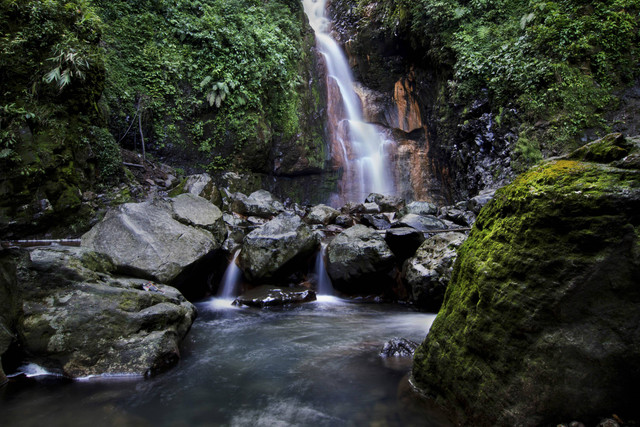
[412,135,640,425]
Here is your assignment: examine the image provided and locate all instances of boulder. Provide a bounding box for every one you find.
[439,206,476,227]
[306,204,340,225]
[230,190,285,218]
[326,225,396,294]
[468,189,495,214]
[335,214,355,228]
[239,212,319,282]
[233,285,316,308]
[360,214,391,230]
[384,227,426,262]
[171,193,226,242]
[396,213,446,232]
[365,193,405,212]
[15,247,196,378]
[402,232,467,311]
[82,198,223,284]
[412,136,640,426]
[403,201,437,216]
[177,173,222,206]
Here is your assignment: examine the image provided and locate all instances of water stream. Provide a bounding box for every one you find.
[2,299,449,426]
[302,0,395,204]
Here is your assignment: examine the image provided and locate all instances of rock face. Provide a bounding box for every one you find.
[82,196,225,284]
[403,232,467,311]
[412,135,640,426]
[326,225,396,294]
[233,285,316,308]
[239,212,319,282]
[14,247,196,378]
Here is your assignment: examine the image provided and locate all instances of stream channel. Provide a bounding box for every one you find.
[2,297,452,426]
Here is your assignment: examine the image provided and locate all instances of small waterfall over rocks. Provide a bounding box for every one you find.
[302,0,395,205]
[217,250,243,299]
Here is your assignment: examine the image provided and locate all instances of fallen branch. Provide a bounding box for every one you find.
[1,239,82,249]
[123,162,145,168]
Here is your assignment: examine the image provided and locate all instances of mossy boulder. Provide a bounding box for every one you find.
[411,135,640,426]
[12,247,196,378]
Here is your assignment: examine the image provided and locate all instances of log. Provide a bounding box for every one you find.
[1,239,82,249]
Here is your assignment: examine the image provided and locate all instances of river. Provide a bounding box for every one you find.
[2,297,451,426]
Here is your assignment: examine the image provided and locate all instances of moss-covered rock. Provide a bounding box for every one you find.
[412,134,640,426]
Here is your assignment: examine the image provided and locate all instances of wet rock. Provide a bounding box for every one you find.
[233,285,316,308]
[439,207,476,227]
[384,227,425,263]
[230,190,285,218]
[403,232,467,311]
[335,214,355,228]
[326,225,396,294]
[306,204,340,225]
[468,190,495,214]
[239,212,319,282]
[380,338,419,357]
[361,202,381,214]
[81,198,222,284]
[15,246,196,378]
[413,136,640,426]
[402,201,437,216]
[597,419,619,427]
[396,214,446,232]
[365,193,405,212]
[360,214,391,230]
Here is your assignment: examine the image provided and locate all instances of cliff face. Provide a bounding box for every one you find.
[411,134,640,426]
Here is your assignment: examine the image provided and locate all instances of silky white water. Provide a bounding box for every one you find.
[302,0,395,203]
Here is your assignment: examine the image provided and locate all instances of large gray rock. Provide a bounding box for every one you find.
[233,285,316,308]
[326,225,396,294]
[171,193,226,242]
[384,227,425,262]
[180,173,222,206]
[0,249,21,385]
[15,247,196,378]
[365,193,405,212]
[239,212,319,282]
[396,213,446,232]
[306,204,340,225]
[403,232,467,311]
[230,190,285,218]
[403,201,437,216]
[82,198,223,284]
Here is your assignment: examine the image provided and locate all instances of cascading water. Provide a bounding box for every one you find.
[302,0,395,204]
[312,243,333,296]
[217,250,243,299]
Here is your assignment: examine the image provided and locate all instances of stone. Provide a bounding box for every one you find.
[81,198,222,284]
[412,137,640,426]
[396,213,446,232]
[379,338,419,358]
[15,246,196,378]
[180,173,222,206]
[306,204,340,225]
[468,190,495,214]
[402,232,467,311]
[365,193,405,212]
[403,201,437,216]
[385,227,426,262]
[171,193,226,242]
[233,285,316,308]
[326,225,396,294]
[361,202,381,214]
[335,214,355,228]
[439,207,476,227]
[230,189,285,218]
[239,212,319,282]
[360,214,391,230]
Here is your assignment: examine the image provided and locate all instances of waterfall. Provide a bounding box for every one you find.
[313,243,333,295]
[218,250,242,298]
[302,0,395,204]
